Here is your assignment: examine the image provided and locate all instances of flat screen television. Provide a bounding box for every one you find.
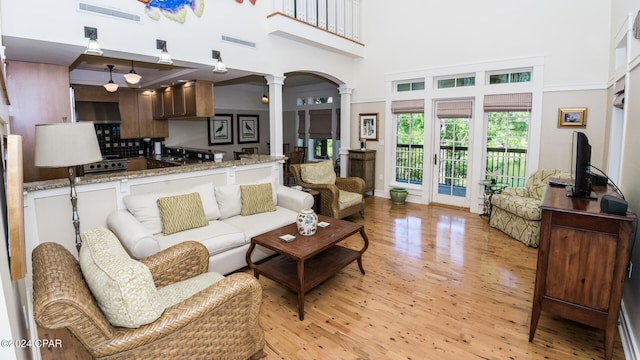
[567,131,596,199]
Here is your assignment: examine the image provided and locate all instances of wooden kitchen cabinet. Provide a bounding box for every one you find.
[119,89,139,138]
[348,149,376,195]
[175,80,214,118]
[120,90,168,139]
[152,89,164,119]
[162,87,173,118]
[154,80,213,119]
[529,185,637,360]
[9,62,71,182]
[126,158,147,171]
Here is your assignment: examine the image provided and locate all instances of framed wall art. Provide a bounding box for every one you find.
[558,108,587,127]
[208,114,233,145]
[359,113,379,141]
[238,114,259,143]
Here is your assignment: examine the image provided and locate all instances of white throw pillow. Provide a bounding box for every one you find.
[79,226,165,328]
[215,184,242,219]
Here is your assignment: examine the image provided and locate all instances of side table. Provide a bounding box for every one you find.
[480,181,508,217]
[304,189,320,213]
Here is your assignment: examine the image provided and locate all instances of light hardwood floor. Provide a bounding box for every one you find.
[244,196,625,359]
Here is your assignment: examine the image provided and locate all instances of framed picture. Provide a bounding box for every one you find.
[238,114,259,143]
[359,113,379,141]
[208,114,233,145]
[558,108,587,127]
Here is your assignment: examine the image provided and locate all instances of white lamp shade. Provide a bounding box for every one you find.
[84,39,103,56]
[158,51,173,65]
[213,60,227,73]
[34,122,103,167]
[124,72,142,85]
[104,82,119,93]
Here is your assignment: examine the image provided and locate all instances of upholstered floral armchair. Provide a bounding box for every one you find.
[489,169,571,247]
[33,227,265,360]
[290,160,365,219]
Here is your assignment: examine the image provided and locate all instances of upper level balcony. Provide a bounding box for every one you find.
[268,0,364,57]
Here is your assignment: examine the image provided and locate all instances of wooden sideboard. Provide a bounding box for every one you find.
[529,185,637,360]
[348,149,375,195]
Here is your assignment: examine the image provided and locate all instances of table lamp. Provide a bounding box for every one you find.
[34,122,102,252]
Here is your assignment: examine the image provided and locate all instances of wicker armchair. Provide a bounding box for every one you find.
[489,169,571,247]
[290,163,365,219]
[33,241,265,360]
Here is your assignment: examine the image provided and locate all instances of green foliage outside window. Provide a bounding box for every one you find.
[394,111,530,188]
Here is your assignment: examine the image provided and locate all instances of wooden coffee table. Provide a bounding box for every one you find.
[246,215,368,320]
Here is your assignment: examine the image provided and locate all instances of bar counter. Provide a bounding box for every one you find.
[24,154,284,192]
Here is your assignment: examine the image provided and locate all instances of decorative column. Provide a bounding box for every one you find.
[266,74,286,156]
[338,85,353,177]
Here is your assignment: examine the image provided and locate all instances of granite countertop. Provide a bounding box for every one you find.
[24,154,285,192]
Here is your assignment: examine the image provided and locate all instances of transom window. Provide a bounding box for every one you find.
[488,71,531,84]
[296,96,333,106]
[396,81,425,92]
[436,76,475,89]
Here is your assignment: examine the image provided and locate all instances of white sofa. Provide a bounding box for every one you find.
[107,177,314,275]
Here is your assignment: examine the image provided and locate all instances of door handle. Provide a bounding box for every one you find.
[434,154,437,165]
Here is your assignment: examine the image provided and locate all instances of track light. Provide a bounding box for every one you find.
[212,50,227,74]
[124,60,142,86]
[104,65,118,93]
[84,26,103,56]
[157,40,173,65]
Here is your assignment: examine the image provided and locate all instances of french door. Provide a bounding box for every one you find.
[431,100,472,207]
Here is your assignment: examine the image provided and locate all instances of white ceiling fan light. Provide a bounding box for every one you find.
[124,60,142,86]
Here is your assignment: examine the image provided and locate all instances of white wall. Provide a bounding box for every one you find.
[354,0,611,103]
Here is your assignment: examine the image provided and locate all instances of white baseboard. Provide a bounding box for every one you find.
[620,299,639,360]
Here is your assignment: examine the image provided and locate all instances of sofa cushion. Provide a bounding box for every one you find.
[157,192,209,235]
[491,193,542,221]
[240,183,276,216]
[123,183,220,234]
[338,190,363,210]
[215,184,242,220]
[79,226,165,328]
[301,160,336,184]
[223,206,299,240]
[155,221,247,256]
[157,272,225,309]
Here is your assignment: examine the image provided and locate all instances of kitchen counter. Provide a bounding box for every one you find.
[24,154,284,192]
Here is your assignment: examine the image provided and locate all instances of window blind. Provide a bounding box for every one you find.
[308,109,332,139]
[483,93,532,112]
[391,99,425,113]
[436,100,473,119]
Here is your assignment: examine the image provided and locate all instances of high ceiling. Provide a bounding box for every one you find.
[2,35,333,90]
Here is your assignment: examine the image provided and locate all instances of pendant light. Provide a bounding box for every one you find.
[261,81,269,104]
[104,65,118,93]
[124,60,142,86]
